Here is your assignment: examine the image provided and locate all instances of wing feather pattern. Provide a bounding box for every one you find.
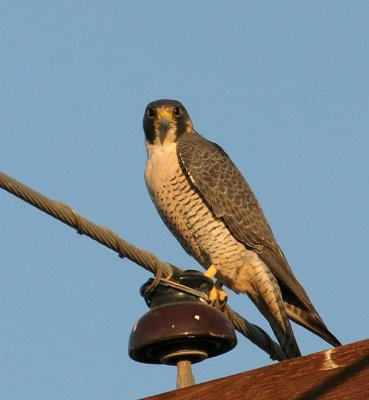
[177,131,340,347]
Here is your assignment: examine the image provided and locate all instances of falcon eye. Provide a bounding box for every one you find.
[173,107,182,117]
[146,108,156,119]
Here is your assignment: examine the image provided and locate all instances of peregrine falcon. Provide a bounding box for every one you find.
[143,99,340,359]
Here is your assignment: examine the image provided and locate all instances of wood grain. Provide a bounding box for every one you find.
[142,339,369,399]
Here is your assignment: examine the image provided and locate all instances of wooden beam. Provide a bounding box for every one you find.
[142,339,369,399]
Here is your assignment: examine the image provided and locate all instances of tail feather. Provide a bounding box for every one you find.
[244,259,302,359]
[284,302,341,347]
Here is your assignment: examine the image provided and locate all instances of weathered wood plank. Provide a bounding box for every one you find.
[142,339,369,399]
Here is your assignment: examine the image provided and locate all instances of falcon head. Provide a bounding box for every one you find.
[143,99,193,146]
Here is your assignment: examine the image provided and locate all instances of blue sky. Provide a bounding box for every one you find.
[1,1,368,398]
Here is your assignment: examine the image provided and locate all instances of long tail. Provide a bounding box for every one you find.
[284,302,341,347]
[245,259,301,359]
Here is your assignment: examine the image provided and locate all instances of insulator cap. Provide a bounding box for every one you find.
[128,270,237,365]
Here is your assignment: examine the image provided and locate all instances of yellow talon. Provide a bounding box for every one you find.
[216,283,228,303]
[209,282,228,305]
[204,265,228,306]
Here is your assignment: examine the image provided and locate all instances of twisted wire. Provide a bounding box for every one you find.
[0,171,173,278]
[0,171,284,360]
[223,304,285,361]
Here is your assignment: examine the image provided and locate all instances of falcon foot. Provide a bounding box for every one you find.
[209,282,228,306]
[204,265,228,307]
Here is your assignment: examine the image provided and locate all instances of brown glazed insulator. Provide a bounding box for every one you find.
[129,270,237,365]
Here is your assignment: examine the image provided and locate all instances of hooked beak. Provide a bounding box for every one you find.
[157,110,173,145]
[159,116,171,130]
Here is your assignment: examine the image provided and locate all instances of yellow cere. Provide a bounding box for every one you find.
[157,107,175,122]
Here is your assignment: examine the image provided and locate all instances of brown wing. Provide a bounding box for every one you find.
[177,131,315,311]
[177,131,340,347]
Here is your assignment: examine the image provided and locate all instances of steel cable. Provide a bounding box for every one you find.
[0,171,284,360]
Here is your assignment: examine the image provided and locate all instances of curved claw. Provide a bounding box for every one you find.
[209,282,228,307]
[203,265,228,307]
